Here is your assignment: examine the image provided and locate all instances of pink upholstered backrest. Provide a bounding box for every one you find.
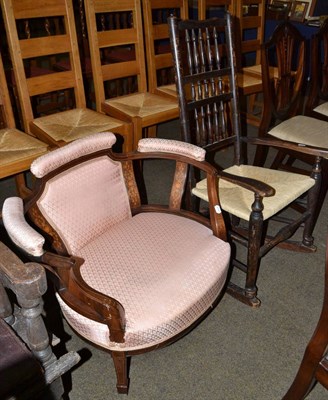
[31,133,132,254]
[37,157,131,254]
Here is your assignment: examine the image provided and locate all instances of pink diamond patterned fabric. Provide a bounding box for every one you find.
[36,156,131,254]
[138,138,206,161]
[57,212,230,352]
[31,132,117,178]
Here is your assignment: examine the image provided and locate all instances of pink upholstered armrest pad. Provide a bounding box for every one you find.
[138,138,206,161]
[31,132,117,178]
[2,197,45,257]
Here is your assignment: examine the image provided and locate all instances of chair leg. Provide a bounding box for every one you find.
[112,351,129,394]
[227,197,264,307]
[302,157,322,249]
[282,358,317,400]
[244,198,264,306]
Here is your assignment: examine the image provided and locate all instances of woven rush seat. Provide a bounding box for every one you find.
[57,212,230,352]
[0,128,48,178]
[313,103,328,117]
[192,165,315,221]
[104,92,178,119]
[32,108,126,143]
[237,73,262,94]
[156,84,178,98]
[267,115,328,150]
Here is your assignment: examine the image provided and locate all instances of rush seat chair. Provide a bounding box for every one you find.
[84,0,179,149]
[2,132,231,394]
[0,0,133,152]
[0,50,48,199]
[168,13,328,307]
[142,0,189,100]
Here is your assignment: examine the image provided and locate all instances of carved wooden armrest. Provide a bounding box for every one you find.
[42,253,126,343]
[2,197,45,257]
[219,170,276,198]
[246,137,328,159]
[0,241,80,393]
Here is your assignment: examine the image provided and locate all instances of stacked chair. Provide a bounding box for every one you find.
[168,13,328,307]
[2,132,231,393]
[84,0,179,149]
[142,0,189,100]
[0,0,133,152]
[0,50,48,199]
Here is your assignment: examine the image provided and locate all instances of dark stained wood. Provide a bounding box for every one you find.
[0,241,80,399]
[305,19,328,122]
[5,136,228,394]
[168,14,327,307]
[282,236,328,399]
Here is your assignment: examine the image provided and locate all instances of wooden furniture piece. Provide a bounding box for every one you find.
[234,0,266,128]
[0,50,48,199]
[282,235,328,399]
[197,0,264,128]
[84,0,179,149]
[197,0,235,20]
[303,19,328,226]
[253,18,328,228]
[2,132,231,394]
[142,0,189,100]
[0,241,80,400]
[168,14,328,307]
[0,0,133,152]
[305,19,328,122]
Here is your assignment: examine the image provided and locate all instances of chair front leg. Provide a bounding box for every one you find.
[112,351,129,394]
[245,194,265,306]
[303,156,322,248]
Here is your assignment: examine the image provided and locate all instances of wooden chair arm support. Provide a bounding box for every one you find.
[117,150,228,240]
[0,242,47,303]
[219,170,276,198]
[59,270,126,343]
[38,252,126,343]
[246,137,328,159]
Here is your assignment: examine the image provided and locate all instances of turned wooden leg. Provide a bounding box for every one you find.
[112,351,129,394]
[302,157,322,248]
[245,194,264,306]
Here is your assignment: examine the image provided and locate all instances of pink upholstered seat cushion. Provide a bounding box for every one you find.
[57,212,230,352]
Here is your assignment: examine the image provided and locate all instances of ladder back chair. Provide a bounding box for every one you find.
[282,235,328,399]
[142,0,189,100]
[2,132,231,394]
[197,0,235,20]
[84,0,179,150]
[168,13,328,307]
[0,0,133,152]
[234,0,266,128]
[0,50,48,199]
